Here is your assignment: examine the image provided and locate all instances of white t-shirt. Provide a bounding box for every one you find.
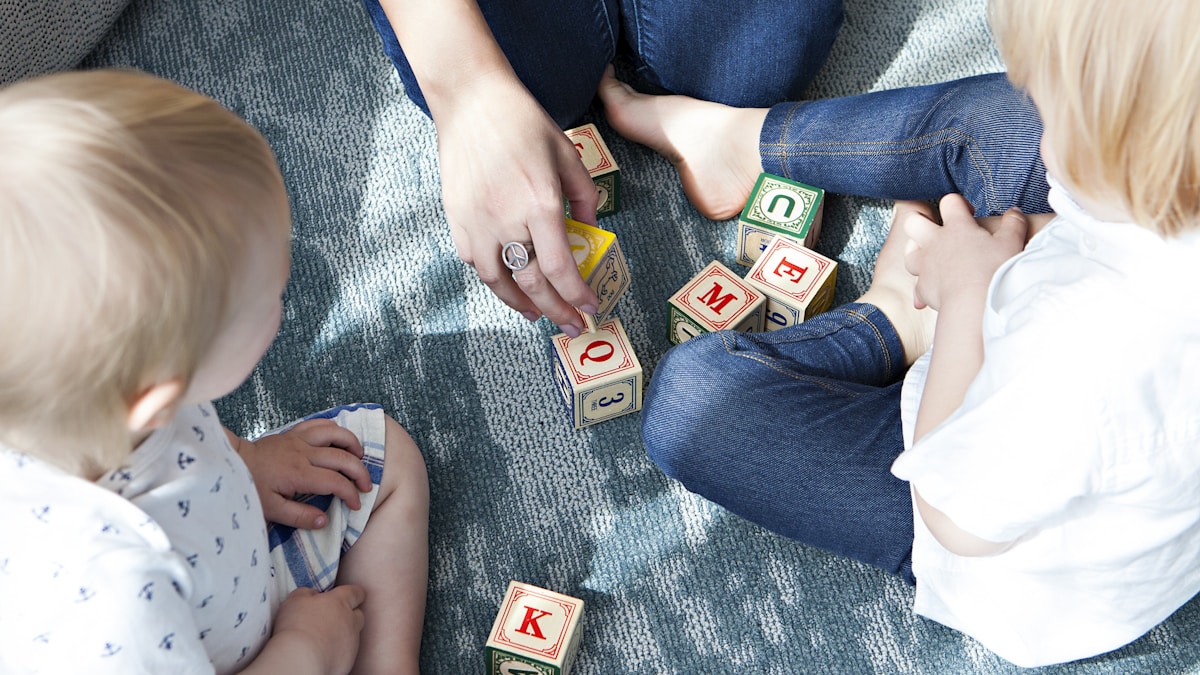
[0,403,275,674]
[892,179,1200,667]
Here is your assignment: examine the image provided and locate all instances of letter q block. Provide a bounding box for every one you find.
[566,217,629,328]
[744,236,838,330]
[667,260,764,345]
[486,581,585,675]
[736,172,825,266]
[565,122,621,217]
[551,318,643,428]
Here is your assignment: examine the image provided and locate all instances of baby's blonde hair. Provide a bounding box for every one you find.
[990,0,1200,235]
[0,69,288,478]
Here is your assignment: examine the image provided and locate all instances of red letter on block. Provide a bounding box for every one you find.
[516,606,552,639]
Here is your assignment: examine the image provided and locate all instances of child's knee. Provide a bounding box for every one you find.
[642,334,749,480]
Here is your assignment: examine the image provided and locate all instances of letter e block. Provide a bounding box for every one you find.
[486,581,585,675]
[736,172,825,266]
[666,261,764,345]
[551,318,643,428]
[566,218,630,326]
[744,236,837,330]
[565,123,621,217]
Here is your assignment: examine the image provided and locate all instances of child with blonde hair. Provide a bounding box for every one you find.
[0,69,428,674]
[639,0,1200,666]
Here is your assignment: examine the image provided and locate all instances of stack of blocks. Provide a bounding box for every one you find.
[486,581,585,675]
[668,172,838,344]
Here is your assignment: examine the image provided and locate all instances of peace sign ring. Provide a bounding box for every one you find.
[502,241,535,271]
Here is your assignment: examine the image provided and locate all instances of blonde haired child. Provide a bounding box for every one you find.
[640,0,1200,666]
[0,69,428,674]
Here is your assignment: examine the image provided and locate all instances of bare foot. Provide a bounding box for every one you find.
[859,200,938,365]
[597,65,767,221]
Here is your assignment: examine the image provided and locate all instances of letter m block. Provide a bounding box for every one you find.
[486,581,586,675]
[666,260,765,345]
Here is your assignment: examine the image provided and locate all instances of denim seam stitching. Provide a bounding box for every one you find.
[762,128,1000,213]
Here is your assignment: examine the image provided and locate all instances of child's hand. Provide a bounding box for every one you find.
[903,194,1029,312]
[228,419,373,529]
[266,585,366,675]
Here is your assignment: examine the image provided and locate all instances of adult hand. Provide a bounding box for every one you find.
[903,194,1029,312]
[435,73,600,336]
[228,419,371,529]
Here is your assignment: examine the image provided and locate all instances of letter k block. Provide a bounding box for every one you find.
[486,581,586,675]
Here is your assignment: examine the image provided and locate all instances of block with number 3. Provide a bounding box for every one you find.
[744,236,838,330]
[486,581,585,675]
[551,318,642,428]
[565,122,621,217]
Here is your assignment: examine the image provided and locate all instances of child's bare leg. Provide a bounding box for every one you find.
[339,416,429,675]
[858,201,938,366]
[597,66,766,221]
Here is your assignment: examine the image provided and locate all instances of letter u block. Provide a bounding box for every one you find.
[566,218,630,328]
[486,581,585,675]
[744,236,838,331]
[736,172,825,266]
[551,318,643,428]
[666,260,765,345]
[565,123,621,217]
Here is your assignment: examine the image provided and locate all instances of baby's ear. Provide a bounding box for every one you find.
[127,378,186,433]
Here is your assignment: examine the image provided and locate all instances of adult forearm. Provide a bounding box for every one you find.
[377,0,518,115]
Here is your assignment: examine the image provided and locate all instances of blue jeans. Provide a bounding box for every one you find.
[359,0,845,126]
[361,2,1048,216]
[762,72,1050,216]
[641,303,916,583]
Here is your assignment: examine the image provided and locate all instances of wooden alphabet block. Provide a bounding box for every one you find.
[551,318,643,428]
[744,236,838,330]
[736,172,825,266]
[486,581,585,675]
[667,260,765,345]
[565,123,621,217]
[566,217,629,326]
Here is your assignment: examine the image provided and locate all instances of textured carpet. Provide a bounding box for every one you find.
[50,0,1200,671]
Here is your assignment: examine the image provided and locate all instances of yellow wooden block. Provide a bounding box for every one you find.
[566,218,629,323]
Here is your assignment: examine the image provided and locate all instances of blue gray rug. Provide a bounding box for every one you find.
[48,0,1200,671]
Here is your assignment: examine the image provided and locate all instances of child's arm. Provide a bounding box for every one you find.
[903,195,1030,556]
[239,585,366,675]
[226,419,373,529]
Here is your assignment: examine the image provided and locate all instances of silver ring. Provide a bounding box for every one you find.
[502,241,534,271]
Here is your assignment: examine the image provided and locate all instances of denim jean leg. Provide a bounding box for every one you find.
[761,72,1050,216]
[620,0,844,106]
[642,304,915,581]
[359,0,618,127]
